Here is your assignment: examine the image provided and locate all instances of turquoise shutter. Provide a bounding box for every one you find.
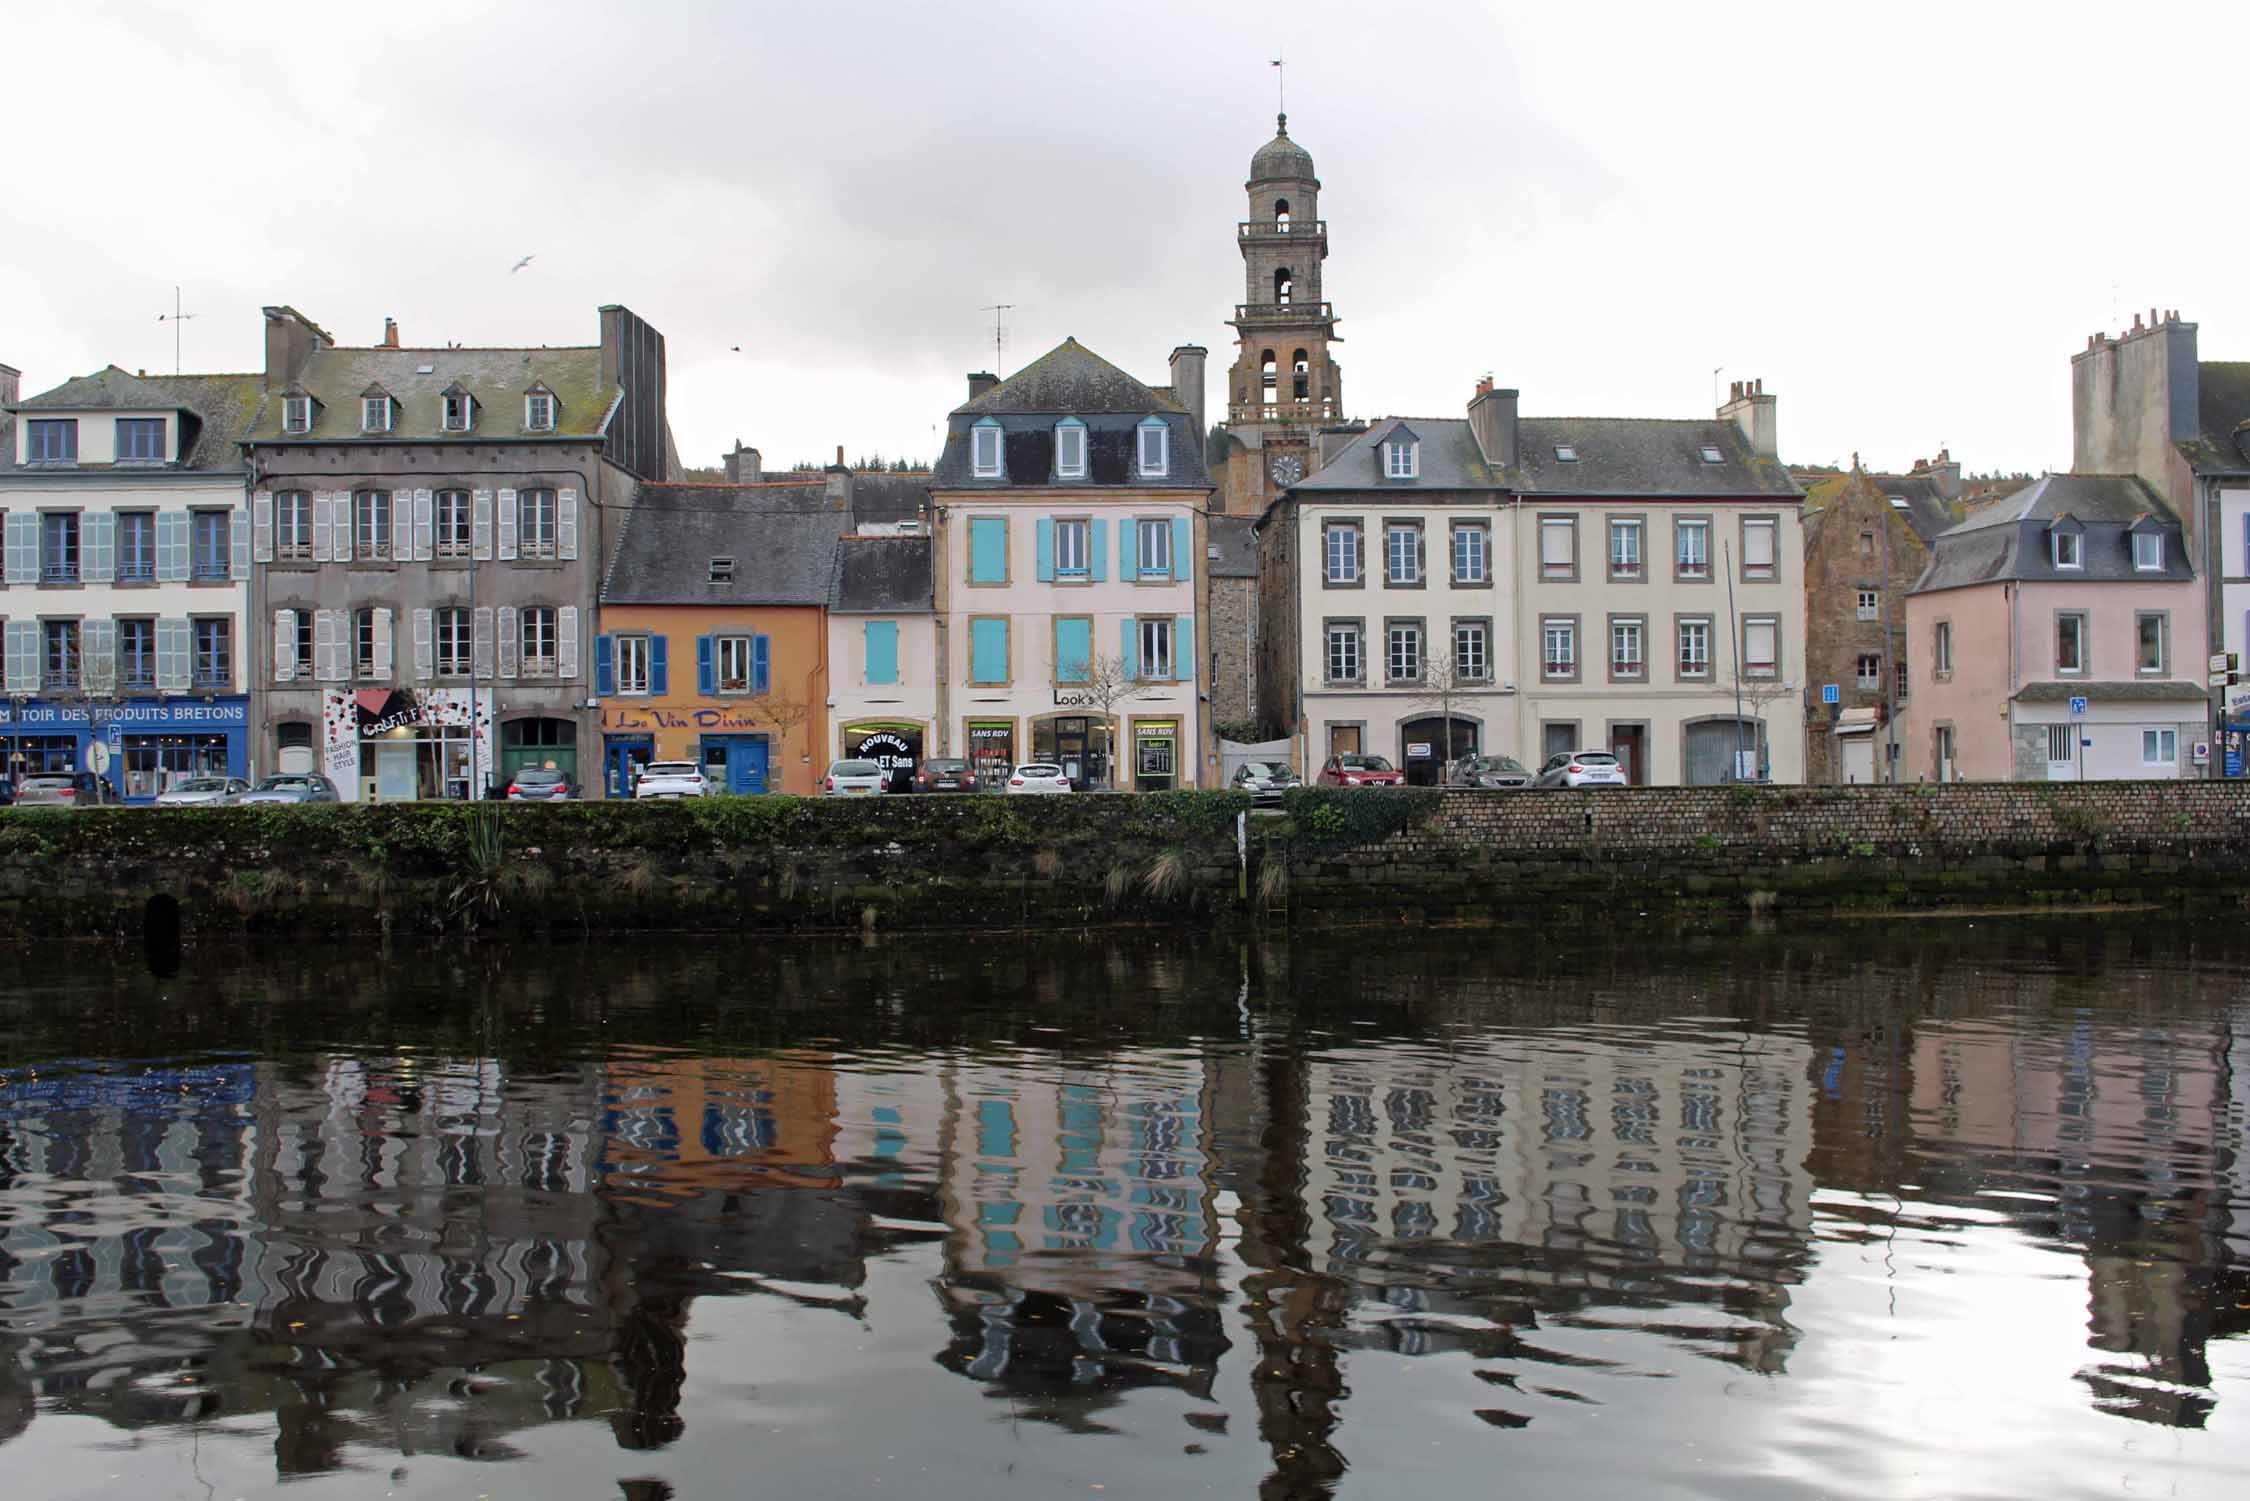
[1172,515,1192,582]
[650,634,669,695]
[156,512,190,581]
[1175,615,1195,682]
[1035,517,1054,582]
[156,618,191,690]
[970,517,1006,583]
[83,512,115,584]
[696,633,716,694]
[1088,518,1107,582]
[595,634,616,696]
[1055,617,1091,683]
[4,512,36,584]
[1120,617,1138,681]
[865,620,899,684]
[970,618,1008,682]
[82,619,116,692]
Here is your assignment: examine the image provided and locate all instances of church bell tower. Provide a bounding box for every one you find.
[1220,112,1344,513]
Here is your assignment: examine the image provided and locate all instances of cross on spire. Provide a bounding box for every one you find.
[1270,50,1285,118]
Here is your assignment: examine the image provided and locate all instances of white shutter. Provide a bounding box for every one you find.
[273,609,297,683]
[557,606,580,680]
[413,488,434,562]
[253,490,275,563]
[473,606,494,678]
[558,488,579,561]
[83,619,117,693]
[312,492,334,562]
[1540,519,1572,568]
[232,506,251,579]
[392,489,411,562]
[496,487,518,560]
[496,605,519,678]
[313,608,338,681]
[155,618,191,691]
[412,607,434,678]
[472,489,494,560]
[372,607,394,680]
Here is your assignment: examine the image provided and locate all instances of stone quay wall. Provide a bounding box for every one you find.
[2,781,2246,941]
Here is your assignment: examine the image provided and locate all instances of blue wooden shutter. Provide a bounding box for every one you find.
[696,633,716,695]
[156,511,190,581]
[83,512,115,584]
[970,618,1008,683]
[865,620,899,684]
[1120,617,1138,680]
[1172,515,1193,582]
[1035,517,1054,582]
[595,634,616,696]
[1088,518,1107,582]
[1055,618,1091,683]
[650,634,669,695]
[1175,615,1195,682]
[3,512,36,584]
[970,517,1006,583]
[753,633,771,694]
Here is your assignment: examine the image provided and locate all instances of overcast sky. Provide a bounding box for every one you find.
[8,1,2247,478]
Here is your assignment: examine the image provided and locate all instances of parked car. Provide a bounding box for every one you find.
[14,771,124,808]
[506,767,577,801]
[634,762,708,799]
[1447,754,1534,790]
[155,776,251,807]
[1002,762,1072,795]
[1231,761,1301,805]
[239,773,342,805]
[1533,750,1629,789]
[1316,753,1404,788]
[823,758,889,797]
[911,757,981,793]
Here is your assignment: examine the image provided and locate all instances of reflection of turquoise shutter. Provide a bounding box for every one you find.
[1035,518,1054,582]
[83,513,115,583]
[1088,518,1107,581]
[3,513,35,584]
[1055,618,1090,682]
[753,634,771,694]
[156,512,190,581]
[696,634,716,694]
[1172,515,1192,582]
[232,507,251,580]
[156,618,191,690]
[1120,617,1138,680]
[4,620,36,689]
[1175,616,1195,682]
[865,620,899,684]
[970,517,1006,583]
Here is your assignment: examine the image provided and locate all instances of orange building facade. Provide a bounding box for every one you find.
[594,602,829,796]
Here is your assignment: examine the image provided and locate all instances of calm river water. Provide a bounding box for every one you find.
[0,919,2246,1499]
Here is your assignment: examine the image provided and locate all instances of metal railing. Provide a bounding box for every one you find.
[1233,301,1334,323]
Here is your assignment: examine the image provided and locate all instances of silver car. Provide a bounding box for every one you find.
[823,758,888,797]
[239,773,343,804]
[14,772,123,808]
[1533,750,1629,789]
[155,776,251,807]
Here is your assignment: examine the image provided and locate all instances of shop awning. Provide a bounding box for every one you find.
[1833,707,1881,736]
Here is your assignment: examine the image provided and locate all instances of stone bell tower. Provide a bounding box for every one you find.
[1220,112,1344,514]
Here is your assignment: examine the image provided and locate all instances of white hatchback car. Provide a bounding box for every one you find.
[1002,762,1072,795]
[634,761,708,799]
[1534,749,1629,789]
[823,758,888,797]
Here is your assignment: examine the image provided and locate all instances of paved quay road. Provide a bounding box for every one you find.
[0,918,2244,1499]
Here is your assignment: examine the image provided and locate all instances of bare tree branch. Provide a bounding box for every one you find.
[1056,651,1163,789]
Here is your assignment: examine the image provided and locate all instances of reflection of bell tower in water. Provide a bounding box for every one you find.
[1222,112,1343,514]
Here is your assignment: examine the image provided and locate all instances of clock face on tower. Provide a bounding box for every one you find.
[1270,454,1304,486]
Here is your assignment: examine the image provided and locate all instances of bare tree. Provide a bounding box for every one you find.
[1406,650,1485,774]
[746,685,817,781]
[1063,652,1163,790]
[1725,670,1796,781]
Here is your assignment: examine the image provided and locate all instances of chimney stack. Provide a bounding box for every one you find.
[1168,344,1208,443]
[723,440,762,484]
[967,371,1000,402]
[1719,377,1779,460]
[261,305,332,389]
[1466,379,1519,469]
[0,362,21,410]
[825,449,852,509]
[380,318,400,349]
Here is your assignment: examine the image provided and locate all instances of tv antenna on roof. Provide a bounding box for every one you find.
[981,303,1013,377]
[156,286,199,375]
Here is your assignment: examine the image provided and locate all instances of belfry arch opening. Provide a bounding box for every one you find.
[1260,349,1277,403]
[1274,198,1291,231]
[1273,268,1293,306]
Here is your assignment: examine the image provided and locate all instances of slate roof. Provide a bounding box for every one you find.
[931,339,1212,492]
[242,345,618,444]
[2014,680,2209,703]
[830,534,933,613]
[2180,361,2250,473]
[1206,515,1258,578]
[1512,417,1802,497]
[1802,471,1958,544]
[602,483,845,606]
[1911,473,2192,594]
[1250,114,1317,182]
[1288,416,1500,493]
[954,339,1184,417]
[2,367,262,473]
[847,472,932,526]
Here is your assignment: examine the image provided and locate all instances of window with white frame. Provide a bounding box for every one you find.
[519,488,558,558]
[1453,620,1489,681]
[1610,618,1645,679]
[519,607,557,676]
[2132,531,2162,571]
[1743,616,1779,677]
[442,393,473,432]
[718,634,754,691]
[1608,518,1643,579]
[1055,420,1087,478]
[1936,724,1957,777]
[1894,656,1909,701]
[1742,517,1777,579]
[1386,621,1423,683]
[526,391,555,431]
[283,396,312,434]
[1384,438,1418,478]
[1054,518,1088,577]
[1856,652,1882,689]
[2052,529,2082,568]
[1539,516,1576,581]
[1326,622,1363,683]
[2136,612,2167,673]
[972,422,1003,477]
[276,491,312,560]
[1136,517,1172,577]
[2143,728,2178,765]
[437,489,472,557]
[353,490,391,560]
[1138,617,1174,679]
[1137,420,1169,477]
[1451,523,1488,584]
[1324,522,1362,584]
[1856,589,1879,621]
[1677,618,1710,678]
[2056,612,2087,674]
[1542,617,1576,678]
[617,635,652,695]
[1675,518,1710,579]
[1385,522,1423,584]
[1935,619,1953,675]
[362,396,391,434]
[436,608,471,675]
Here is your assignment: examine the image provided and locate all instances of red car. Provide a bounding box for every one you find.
[1316,753,1404,787]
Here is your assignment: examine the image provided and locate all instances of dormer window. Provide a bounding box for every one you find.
[525,388,555,431]
[972,420,1004,478]
[441,388,475,432]
[1698,445,1723,464]
[1384,438,1418,479]
[709,556,736,583]
[361,395,392,434]
[283,395,312,434]
[1554,444,1579,463]
[2132,530,2162,571]
[1137,418,1170,478]
[116,418,166,461]
[25,419,78,462]
[2052,529,2083,569]
[1055,418,1087,479]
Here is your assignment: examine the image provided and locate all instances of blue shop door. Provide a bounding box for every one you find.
[703,735,769,795]
[605,735,655,799]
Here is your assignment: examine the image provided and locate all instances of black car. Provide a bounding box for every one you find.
[912,758,981,793]
[1230,761,1301,805]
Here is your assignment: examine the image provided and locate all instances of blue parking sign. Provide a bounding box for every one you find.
[1821,684,1840,705]
[2069,696,2088,718]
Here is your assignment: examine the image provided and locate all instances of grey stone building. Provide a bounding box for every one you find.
[1204,514,1258,733]
[244,304,674,798]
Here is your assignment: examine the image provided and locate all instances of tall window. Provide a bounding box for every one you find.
[1610,618,1645,679]
[1324,522,1362,584]
[43,620,79,689]
[1138,617,1174,679]
[292,612,313,678]
[1385,523,1423,585]
[1452,523,1489,584]
[1895,657,1910,701]
[2052,529,2082,569]
[40,513,79,582]
[283,396,311,434]
[1539,517,1576,581]
[1136,517,1172,577]
[1325,623,1362,684]
[1055,420,1087,479]
[437,608,471,675]
[274,493,312,561]
[1054,518,1089,577]
[1677,618,1711,679]
[27,419,78,462]
[617,635,652,694]
[2056,612,2087,674]
[1385,621,1423,683]
[972,422,1003,477]
[119,618,156,689]
[718,634,754,690]
[1935,620,1954,675]
[1935,725,1957,779]
[193,618,231,689]
[354,490,391,561]
[1542,617,1576,679]
[1741,517,1778,580]
[2136,612,2167,674]
[1137,420,1169,477]
[1856,652,1882,689]
[1743,616,1779,678]
[519,488,558,558]
[191,510,230,581]
[1675,519,1710,579]
[1856,589,1879,621]
[115,418,165,460]
[520,607,557,677]
[437,490,472,557]
[1608,518,1643,580]
[1453,620,1490,681]
[2132,531,2162,571]
[354,608,378,678]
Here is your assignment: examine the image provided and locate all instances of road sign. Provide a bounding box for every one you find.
[2068,695,2088,718]
[87,740,111,775]
[2212,653,2233,674]
[1821,683,1840,705]
[2194,740,2211,764]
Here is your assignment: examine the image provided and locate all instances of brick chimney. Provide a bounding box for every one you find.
[380,318,400,349]
[261,306,332,389]
[1466,375,1519,470]
[1914,446,1963,503]
[967,371,1000,402]
[1168,344,1207,442]
[1719,377,1779,460]
[826,445,852,509]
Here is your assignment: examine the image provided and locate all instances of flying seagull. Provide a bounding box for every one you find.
[510,254,536,274]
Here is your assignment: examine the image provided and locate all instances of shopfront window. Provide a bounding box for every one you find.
[1134,722,1179,792]
[967,722,1014,788]
[121,734,230,799]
